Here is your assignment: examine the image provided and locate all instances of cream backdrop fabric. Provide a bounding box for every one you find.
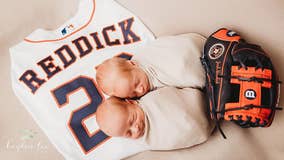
[1,0,284,160]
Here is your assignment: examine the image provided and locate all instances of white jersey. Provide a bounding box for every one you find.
[10,0,154,159]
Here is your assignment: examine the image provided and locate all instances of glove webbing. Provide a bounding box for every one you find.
[218,74,282,128]
[218,75,282,84]
[217,104,282,127]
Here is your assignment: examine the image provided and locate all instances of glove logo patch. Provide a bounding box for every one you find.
[245,89,256,100]
[227,30,238,37]
[209,43,225,59]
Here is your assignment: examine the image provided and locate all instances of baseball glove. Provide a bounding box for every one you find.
[201,28,282,138]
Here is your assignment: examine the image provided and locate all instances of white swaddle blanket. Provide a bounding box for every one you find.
[138,87,214,150]
[132,33,206,90]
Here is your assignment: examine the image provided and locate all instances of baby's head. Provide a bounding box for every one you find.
[96,96,145,139]
[96,57,150,98]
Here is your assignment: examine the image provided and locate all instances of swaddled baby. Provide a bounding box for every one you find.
[95,33,206,98]
[96,87,213,150]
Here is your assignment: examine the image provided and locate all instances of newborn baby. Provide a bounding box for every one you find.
[96,96,146,139]
[96,87,213,150]
[95,33,206,98]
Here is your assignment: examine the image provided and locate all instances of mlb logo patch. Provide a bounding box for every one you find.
[61,24,75,36]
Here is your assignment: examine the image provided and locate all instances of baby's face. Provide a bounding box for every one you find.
[98,99,145,139]
[112,68,150,98]
[96,58,150,98]
[116,101,145,139]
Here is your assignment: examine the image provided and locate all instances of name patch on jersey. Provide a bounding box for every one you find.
[19,17,141,93]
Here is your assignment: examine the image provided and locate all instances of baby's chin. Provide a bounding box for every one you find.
[137,92,147,98]
[137,122,146,138]
[138,129,145,139]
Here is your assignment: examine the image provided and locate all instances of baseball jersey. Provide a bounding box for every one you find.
[132,33,206,90]
[10,0,154,159]
[138,87,214,150]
